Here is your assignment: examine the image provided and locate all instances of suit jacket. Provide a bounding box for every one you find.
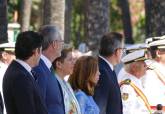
[94,57,123,114]
[0,92,3,114]
[33,59,65,114]
[3,60,47,114]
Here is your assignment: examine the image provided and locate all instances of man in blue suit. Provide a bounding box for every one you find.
[3,31,47,114]
[94,32,124,114]
[33,25,65,114]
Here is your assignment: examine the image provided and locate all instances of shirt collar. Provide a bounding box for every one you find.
[55,73,63,82]
[99,55,114,70]
[15,59,32,73]
[41,54,52,69]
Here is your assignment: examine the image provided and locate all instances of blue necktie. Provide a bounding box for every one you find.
[50,66,54,75]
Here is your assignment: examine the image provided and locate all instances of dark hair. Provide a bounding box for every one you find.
[52,47,73,70]
[15,31,43,60]
[69,56,98,96]
[99,32,124,57]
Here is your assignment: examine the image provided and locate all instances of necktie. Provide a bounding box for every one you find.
[112,70,119,85]
[31,70,37,81]
[50,66,54,74]
[112,70,116,79]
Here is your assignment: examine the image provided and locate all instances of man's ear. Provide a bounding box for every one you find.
[115,49,120,56]
[52,41,58,49]
[33,48,38,56]
[156,50,161,58]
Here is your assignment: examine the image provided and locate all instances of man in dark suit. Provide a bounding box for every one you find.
[94,32,124,114]
[33,25,65,114]
[3,31,47,114]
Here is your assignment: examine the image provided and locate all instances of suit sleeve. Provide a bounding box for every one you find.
[12,75,37,114]
[94,68,110,113]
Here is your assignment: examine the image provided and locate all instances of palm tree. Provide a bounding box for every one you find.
[43,0,65,40]
[145,0,165,37]
[118,0,133,44]
[20,0,32,32]
[84,0,109,54]
[0,0,8,43]
[65,0,72,43]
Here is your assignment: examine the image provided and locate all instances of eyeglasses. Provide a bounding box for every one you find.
[117,47,126,53]
[55,40,64,43]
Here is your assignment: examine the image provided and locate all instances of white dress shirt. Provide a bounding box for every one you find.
[15,59,33,77]
[99,55,114,70]
[41,54,52,70]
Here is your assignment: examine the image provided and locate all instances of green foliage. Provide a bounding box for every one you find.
[110,0,123,32]
[8,0,20,22]
[30,0,41,30]
[133,14,145,43]
[110,0,146,43]
[7,0,146,45]
[71,0,85,48]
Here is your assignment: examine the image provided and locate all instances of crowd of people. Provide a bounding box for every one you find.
[0,24,165,114]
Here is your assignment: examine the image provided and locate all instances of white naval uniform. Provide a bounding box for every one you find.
[0,62,8,92]
[120,73,150,114]
[118,68,127,83]
[142,59,165,106]
[0,61,8,114]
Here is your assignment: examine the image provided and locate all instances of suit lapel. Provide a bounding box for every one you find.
[39,59,65,106]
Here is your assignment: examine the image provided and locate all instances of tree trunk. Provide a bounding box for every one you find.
[20,0,32,32]
[145,0,165,37]
[64,0,72,43]
[84,0,109,54]
[145,0,153,37]
[43,0,65,40]
[0,0,8,43]
[118,0,133,44]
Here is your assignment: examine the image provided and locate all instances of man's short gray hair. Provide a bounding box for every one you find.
[39,25,61,50]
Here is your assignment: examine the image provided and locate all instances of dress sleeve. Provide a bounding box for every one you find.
[75,92,87,114]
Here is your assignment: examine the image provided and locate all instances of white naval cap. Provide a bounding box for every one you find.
[121,49,146,64]
[125,43,148,54]
[146,35,165,45]
[145,36,163,44]
[148,39,165,49]
[0,42,15,52]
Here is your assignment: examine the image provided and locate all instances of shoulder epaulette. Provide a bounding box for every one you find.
[119,79,131,87]
[147,65,155,70]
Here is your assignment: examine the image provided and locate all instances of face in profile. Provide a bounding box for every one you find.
[2,52,15,65]
[135,61,147,77]
[157,49,165,64]
[60,51,74,75]
[114,42,125,65]
[8,53,15,64]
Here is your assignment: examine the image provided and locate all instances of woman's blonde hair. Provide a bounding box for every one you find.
[69,56,98,96]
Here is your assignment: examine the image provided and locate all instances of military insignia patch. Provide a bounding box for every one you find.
[122,93,129,101]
